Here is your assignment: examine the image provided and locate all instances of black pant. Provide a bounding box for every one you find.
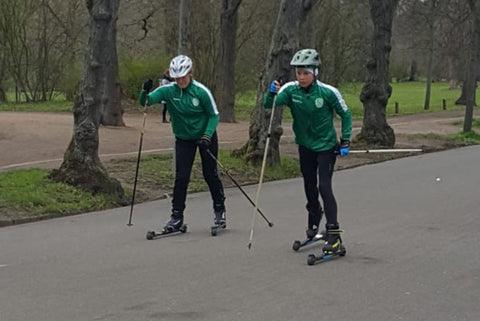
[298,145,338,228]
[162,103,168,122]
[172,132,225,216]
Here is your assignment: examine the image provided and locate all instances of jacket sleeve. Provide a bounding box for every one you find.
[200,89,220,138]
[329,90,352,141]
[263,89,289,109]
[138,86,166,107]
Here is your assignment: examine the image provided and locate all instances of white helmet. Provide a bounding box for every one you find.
[169,55,193,78]
[290,49,320,67]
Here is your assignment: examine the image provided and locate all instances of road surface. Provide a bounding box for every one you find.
[0,146,479,321]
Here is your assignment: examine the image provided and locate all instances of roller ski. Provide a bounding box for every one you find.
[292,228,326,251]
[146,216,187,240]
[210,209,226,236]
[307,224,346,265]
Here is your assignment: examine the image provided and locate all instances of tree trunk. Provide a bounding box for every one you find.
[464,0,480,133]
[236,0,318,165]
[100,16,124,127]
[50,0,124,201]
[0,86,6,102]
[408,59,417,81]
[216,0,243,123]
[424,0,439,111]
[357,0,398,148]
[178,0,188,55]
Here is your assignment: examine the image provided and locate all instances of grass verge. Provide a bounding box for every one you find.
[0,169,120,218]
[0,151,301,222]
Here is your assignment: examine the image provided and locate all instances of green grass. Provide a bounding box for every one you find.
[0,169,120,217]
[445,130,480,143]
[0,91,72,112]
[233,81,471,121]
[0,81,472,118]
[0,100,72,112]
[107,150,301,194]
[0,151,300,219]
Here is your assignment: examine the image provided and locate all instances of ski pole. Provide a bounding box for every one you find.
[127,100,148,226]
[248,95,277,250]
[205,149,274,227]
[349,148,422,153]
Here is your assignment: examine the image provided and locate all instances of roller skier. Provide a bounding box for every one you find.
[140,55,226,237]
[264,49,351,257]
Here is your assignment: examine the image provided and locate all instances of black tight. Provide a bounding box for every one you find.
[298,145,337,227]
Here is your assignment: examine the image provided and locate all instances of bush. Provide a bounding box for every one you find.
[119,54,171,99]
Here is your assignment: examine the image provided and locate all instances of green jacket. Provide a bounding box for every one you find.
[263,80,352,152]
[139,80,219,140]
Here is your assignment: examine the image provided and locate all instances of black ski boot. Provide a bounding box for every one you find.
[322,223,346,256]
[306,206,324,240]
[292,206,325,251]
[211,209,226,236]
[214,209,226,227]
[146,211,187,240]
[164,212,184,232]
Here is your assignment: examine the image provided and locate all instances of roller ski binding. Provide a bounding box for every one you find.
[293,206,325,251]
[292,228,326,251]
[307,224,346,265]
[210,209,226,236]
[146,216,187,240]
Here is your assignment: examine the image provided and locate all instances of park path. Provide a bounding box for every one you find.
[0,109,478,171]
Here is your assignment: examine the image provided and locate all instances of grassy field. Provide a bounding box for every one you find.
[231,81,468,121]
[0,81,470,120]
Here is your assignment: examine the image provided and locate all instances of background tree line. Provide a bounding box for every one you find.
[1,0,478,199]
[1,0,476,106]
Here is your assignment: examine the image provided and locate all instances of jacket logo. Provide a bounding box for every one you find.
[192,98,200,106]
[315,98,324,108]
[292,94,303,104]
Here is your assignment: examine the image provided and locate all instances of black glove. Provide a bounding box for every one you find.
[197,135,211,150]
[143,79,153,93]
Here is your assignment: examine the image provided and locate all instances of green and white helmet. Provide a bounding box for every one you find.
[169,55,193,78]
[290,49,321,68]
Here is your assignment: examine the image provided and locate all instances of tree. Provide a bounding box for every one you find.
[0,12,6,102]
[463,0,480,133]
[357,0,398,148]
[50,0,124,201]
[423,0,440,110]
[237,0,319,165]
[178,0,188,54]
[454,0,479,106]
[216,0,243,123]
[100,3,124,127]
[305,0,371,86]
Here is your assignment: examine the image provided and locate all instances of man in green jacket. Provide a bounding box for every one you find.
[140,55,226,232]
[264,49,352,256]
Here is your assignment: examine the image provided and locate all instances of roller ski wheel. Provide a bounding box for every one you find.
[307,245,346,265]
[145,224,187,240]
[292,229,326,251]
[210,222,226,236]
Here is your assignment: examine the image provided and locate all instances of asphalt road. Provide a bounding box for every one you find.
[1,146,479,321]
